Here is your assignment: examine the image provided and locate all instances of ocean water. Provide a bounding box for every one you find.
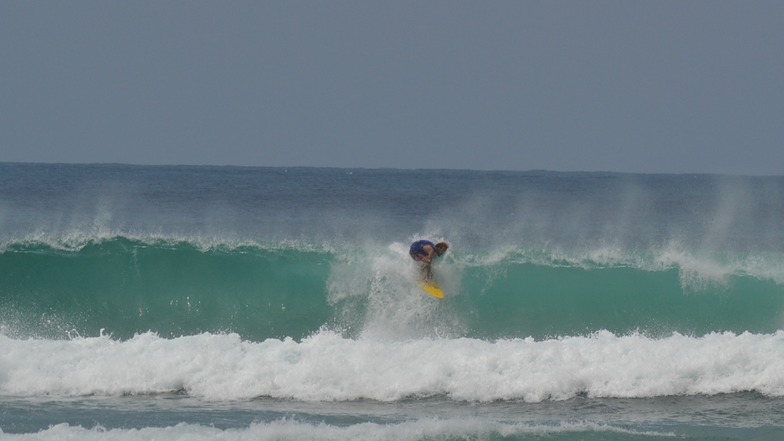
[1,163,784,440]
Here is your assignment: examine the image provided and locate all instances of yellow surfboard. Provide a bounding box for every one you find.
[419,281,445,299]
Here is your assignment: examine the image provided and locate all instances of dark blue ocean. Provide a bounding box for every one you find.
[1,163,784,440]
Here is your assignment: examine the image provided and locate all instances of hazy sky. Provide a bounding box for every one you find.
[2,1,783,174]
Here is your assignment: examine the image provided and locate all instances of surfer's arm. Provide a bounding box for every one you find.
[421,246,435,263]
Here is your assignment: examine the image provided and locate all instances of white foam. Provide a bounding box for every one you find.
[1,330,783,402]
[0,419,673,441]
[326,243,465,340]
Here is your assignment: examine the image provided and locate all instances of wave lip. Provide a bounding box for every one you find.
[1,331,783,402]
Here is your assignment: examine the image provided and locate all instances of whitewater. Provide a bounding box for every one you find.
[2,163,784,440]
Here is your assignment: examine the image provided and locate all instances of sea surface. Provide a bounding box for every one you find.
[1,163,784,440]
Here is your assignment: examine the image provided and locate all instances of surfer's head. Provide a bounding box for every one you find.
[434,242,449,256]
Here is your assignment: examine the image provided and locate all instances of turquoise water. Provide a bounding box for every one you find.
[2,237,783,341]
[2,163,784,440]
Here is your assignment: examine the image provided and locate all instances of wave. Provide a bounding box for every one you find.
[1,330,783,402]
[0,236,334,341]
[0,420,676,441]
[1,235,784,340]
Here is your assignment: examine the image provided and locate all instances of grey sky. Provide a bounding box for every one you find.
[2,1,783,174]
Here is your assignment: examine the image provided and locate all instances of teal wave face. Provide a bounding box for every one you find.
[454,263,784,339]
[2,237,784,341]
[0,238,333,340]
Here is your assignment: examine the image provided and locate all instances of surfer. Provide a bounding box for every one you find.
[409,240,449,281]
